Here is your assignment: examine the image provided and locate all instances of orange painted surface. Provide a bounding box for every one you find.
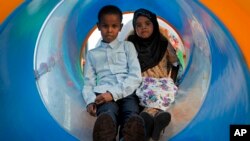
[200,0,250,68]
[0,0,23,24]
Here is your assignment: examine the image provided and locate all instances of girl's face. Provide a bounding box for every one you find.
[135,16,154,39]
[97,14,122,43]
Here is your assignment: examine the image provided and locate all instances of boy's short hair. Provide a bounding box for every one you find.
[98,5,123,23]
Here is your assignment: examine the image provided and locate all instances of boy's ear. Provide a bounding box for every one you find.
[97,22,100,30]
[120,23,123,31]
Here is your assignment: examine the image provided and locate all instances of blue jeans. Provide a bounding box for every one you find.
[96,92,140,139]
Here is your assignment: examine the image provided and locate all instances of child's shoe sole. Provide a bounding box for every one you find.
[93,113,117,141]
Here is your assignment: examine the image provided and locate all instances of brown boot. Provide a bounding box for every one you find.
[123,115,146,141]
[151,111,171,140]
[140,109,154,141]
[93,113,117,141]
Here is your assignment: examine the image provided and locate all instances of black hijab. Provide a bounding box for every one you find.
[128,8,168,72]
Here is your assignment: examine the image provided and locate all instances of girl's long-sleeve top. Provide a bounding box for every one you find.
[82,39,142,105]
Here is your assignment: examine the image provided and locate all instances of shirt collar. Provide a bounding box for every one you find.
[100,39,119,49]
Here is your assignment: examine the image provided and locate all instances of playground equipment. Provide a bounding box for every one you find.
[0,0,249,141]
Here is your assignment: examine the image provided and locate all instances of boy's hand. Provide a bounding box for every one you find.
[86,103,96,117]
[95,92,113,105]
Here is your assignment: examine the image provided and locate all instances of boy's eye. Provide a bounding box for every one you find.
[100,24,119,29]
[100,24,107,28]
[112,24,118,28]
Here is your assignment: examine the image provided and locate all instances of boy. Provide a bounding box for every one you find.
[82,5,145,141]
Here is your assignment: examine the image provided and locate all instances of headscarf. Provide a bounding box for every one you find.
[128,8,168,72]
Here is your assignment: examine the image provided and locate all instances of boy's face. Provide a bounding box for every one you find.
[135,16,154,39]
[97,14,123,43]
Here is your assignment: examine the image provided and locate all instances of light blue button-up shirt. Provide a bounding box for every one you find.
[82,39,142,105]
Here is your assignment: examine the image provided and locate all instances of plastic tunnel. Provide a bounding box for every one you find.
[0,0,249,141]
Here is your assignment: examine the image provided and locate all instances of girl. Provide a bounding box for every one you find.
[127,8,179,141]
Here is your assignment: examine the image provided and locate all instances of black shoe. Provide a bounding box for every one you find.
[151,111,171,140]
[93,113,117,141]
[140,111,154,141]
[122,115,146,141]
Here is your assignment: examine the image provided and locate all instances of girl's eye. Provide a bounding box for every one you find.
[145,22,151,26]
[136,24,142,28]
[136,22,152,29]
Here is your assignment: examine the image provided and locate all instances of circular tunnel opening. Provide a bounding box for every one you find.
[33,1,212,140]
[80,13,187,76]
